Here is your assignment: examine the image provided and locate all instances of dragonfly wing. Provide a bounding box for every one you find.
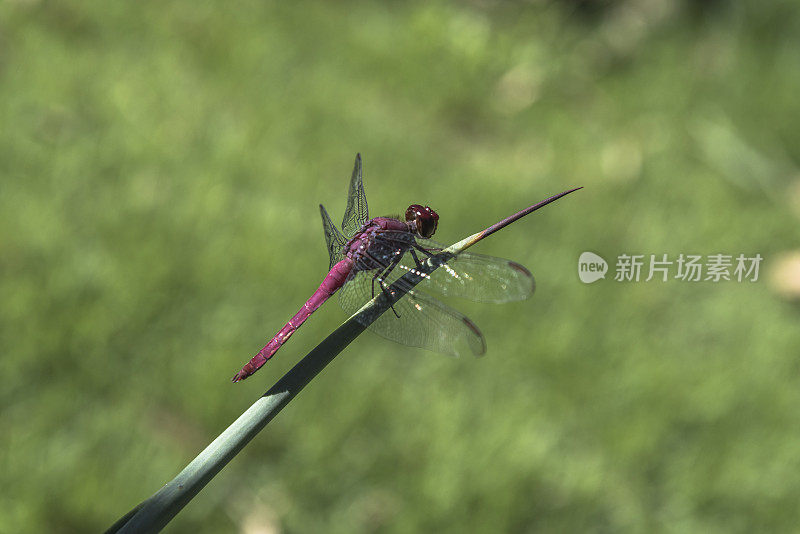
[320,204,348,269]
[341,153,369,236]
[370,233,536,303]
[339,266,486,358]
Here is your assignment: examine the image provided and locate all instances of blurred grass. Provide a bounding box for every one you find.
[2,0,800,532]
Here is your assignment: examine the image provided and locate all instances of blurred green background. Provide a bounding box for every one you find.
[3,1,800,532]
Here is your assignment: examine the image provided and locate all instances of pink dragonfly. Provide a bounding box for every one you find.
[232,155,579,382]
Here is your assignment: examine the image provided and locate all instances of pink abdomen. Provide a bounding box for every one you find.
[231,257,353,382]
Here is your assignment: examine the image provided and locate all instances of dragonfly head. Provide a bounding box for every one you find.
[405,204,439,238]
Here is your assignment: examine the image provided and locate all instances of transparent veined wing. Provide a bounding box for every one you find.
[339,259,486,358]
[341,153,369,237]
[367,233,535,303]
[319,204,348,269]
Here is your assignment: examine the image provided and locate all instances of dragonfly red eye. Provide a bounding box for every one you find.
[406,204,439,238]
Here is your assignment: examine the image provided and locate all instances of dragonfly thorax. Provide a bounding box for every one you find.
[343,217,416,270]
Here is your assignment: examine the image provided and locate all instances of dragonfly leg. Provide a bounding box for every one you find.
[413,243,437,257]
[370,269,382,299]
[409,248,424,270]
[413,243,450,271]
[378,278,401,318]
[360,249,404,317]
[365,251,396,299]
[374,253,405,318]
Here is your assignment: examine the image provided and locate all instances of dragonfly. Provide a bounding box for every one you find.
[232,154,580,382]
